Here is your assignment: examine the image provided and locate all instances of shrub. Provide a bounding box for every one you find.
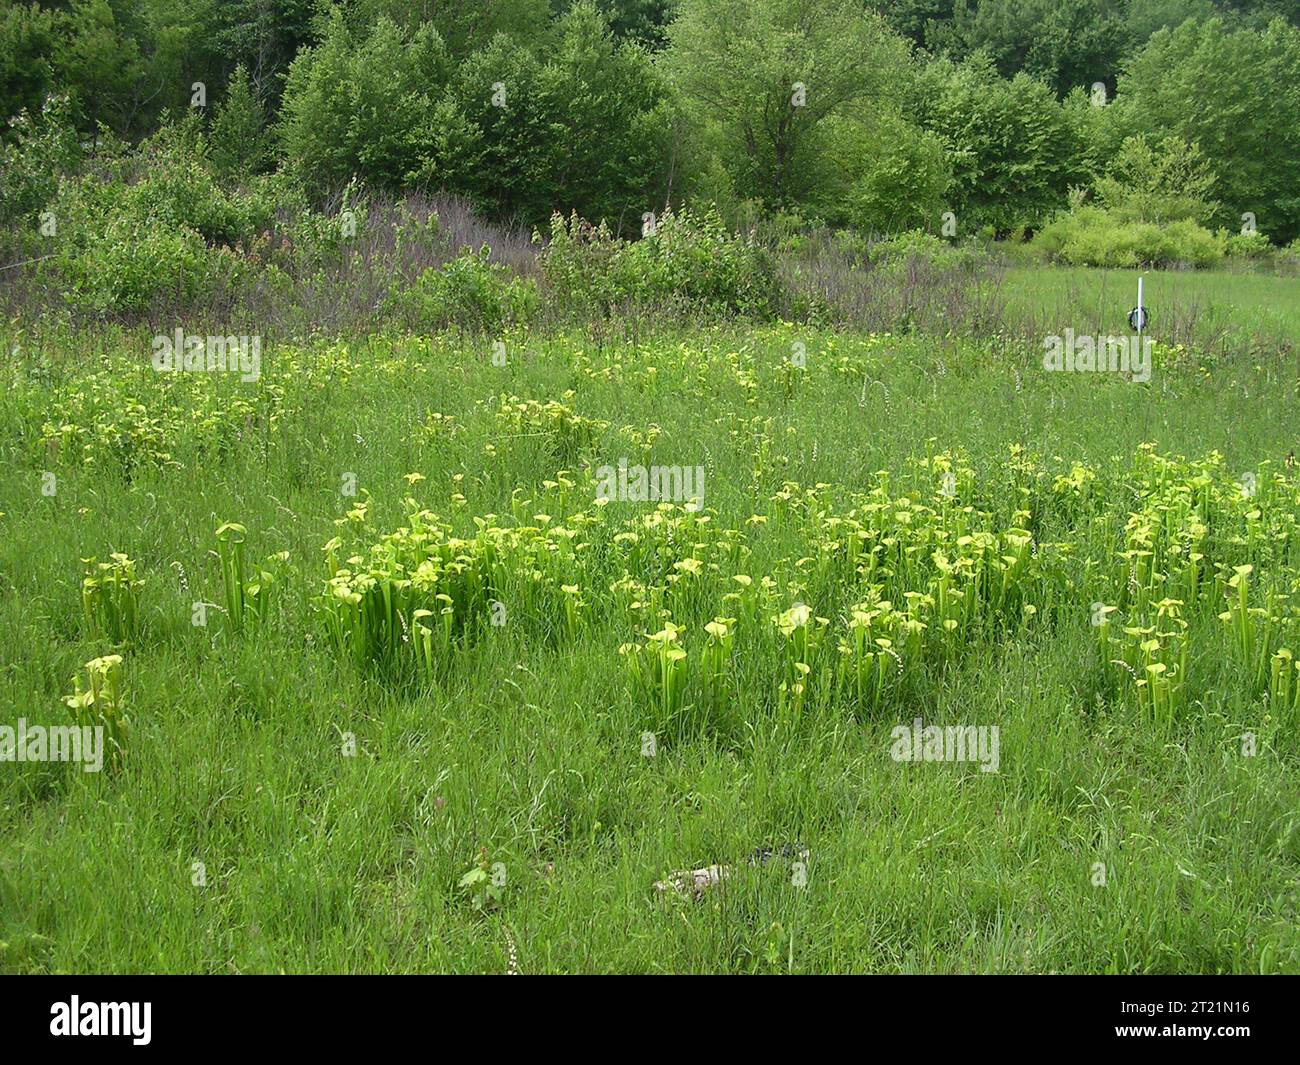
[540,206,780,319]
[47,185,213,315]
[1222,229,1273,260]
[388,247,538,333]
[209,65,270,179]
[537,212,625,317]
[1093,135,1219,227]
[905,57,1089,236]
[277,13,456,198]
[0,93,80,225]
[812,112,953,235]
[40,116,278,314]
[126,117,275,246]
[866,229,984,271]
[277,178,367,272]
[1116,16,1300,243]
[1033,207,1225,269]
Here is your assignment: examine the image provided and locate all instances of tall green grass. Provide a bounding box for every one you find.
[1,322,1297,974]
[1002,264,1300,358]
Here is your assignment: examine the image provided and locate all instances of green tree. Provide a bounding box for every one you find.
[1115,16,1300,241]
[55,0,147,136]
[0,3,62,126]
[871,1,956,47]
[315,0,552,56]
[810,111,953,233]
[1124,0,1218,42]
[216,0,318,103]
[926,0,1128,97]
[1093,134,1219,224]
[49,0,228,138]
[211,65,269,177]
[553,0,681,48]
[906,56,1089,234]
[666,0,909,209]
[277,11,456,195]
[449,2,671,227]
[0,94,81,223]
[1215,1,1300,28]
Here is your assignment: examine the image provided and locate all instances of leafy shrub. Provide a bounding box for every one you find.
[1093,135,1219,227]
[538,212,624,316]
[905,56,1089,235]
[1033,207,1225,269]
[866,229,984,271]
[1116,16,1300,243]
[388,247,538,333]
[210,65,269,179]
[277,178,368,272]
[449,5,672,229]
[277,12,456,198]
[1222,229,1273,260]
[47,186,213,314]
[0,93,80,224]
[540,206,780,319]
[41,117,278,314]
[812,112,952,235]
[125,118,276,247]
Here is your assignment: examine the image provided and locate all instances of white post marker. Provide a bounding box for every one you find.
[1128,275,1148,335]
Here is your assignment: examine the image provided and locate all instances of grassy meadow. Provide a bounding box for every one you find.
[1002,264,1300,357]
[2,297,1300,974]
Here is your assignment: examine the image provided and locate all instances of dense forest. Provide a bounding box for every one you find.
[0,1,1294,325]
[3,0,1300,252]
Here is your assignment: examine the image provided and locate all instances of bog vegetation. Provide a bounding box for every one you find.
[4,322,1300,972]
[1,0,1299,974]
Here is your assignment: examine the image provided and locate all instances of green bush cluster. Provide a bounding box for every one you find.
[1034,207,1227,269]
[865,230,985,271]
[6,1,1300,254]
[387,247,539,334]
[0,93,80,226]
[42,119,277,315]
[1222,229,1274,260]
[540,207,780,319]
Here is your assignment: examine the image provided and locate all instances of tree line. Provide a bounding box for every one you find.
[3,0,1300,244]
